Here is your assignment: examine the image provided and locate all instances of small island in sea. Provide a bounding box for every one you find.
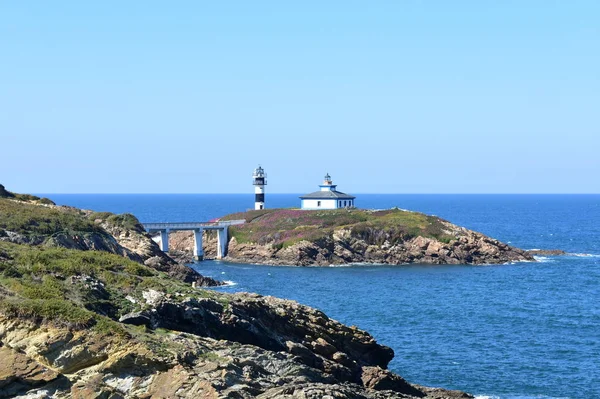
[168,207,534,266]
[167,169,534,267]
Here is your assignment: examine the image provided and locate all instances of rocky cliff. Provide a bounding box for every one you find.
[0,314,471,399]
[0,241,472,398]
[0,190,474,398]
[218,208,533,266]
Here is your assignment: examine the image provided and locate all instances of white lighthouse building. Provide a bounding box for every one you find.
[252,165,267,210]
[300,173,355,210]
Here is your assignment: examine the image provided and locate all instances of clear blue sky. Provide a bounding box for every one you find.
[1,1,598,193]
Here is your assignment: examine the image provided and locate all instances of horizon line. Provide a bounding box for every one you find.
[34,192,600,195]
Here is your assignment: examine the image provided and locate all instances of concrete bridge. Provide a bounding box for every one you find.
[143,220,245,260]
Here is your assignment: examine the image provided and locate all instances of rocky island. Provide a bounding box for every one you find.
[0,186,473,398]
[172,208,534,266]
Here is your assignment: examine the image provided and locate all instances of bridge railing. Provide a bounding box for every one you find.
[142,219,245,231]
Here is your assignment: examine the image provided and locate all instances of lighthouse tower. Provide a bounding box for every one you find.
[252,165,267,210]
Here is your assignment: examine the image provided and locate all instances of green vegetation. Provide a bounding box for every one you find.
[198,351,226,362]
[0,185,143,245]
[0,242,153,277]
[0,189,226,348]
[221,209,274,223]
[226,208,456,248]
[0,197,103,237]
[0,241,202,332]
[0,296,129,336]
[89,212,145,233]
[0,298,95,328]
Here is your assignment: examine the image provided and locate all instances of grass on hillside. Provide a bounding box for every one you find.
[88,211,146,233]
[0,197,104,237]
[0,242,226,334]
[226,208,456,249]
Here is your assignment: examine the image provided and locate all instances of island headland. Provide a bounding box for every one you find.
[170,208,534,266]
[0,186,472,397]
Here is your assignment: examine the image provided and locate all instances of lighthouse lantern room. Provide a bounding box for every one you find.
[252,165,267,210]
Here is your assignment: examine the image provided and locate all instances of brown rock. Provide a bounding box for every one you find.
[0,345,60,397]
[360,366,424,396]
[310,337,338,358]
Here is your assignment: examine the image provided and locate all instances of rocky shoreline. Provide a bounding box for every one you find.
[0,191,476,398]
[525,249,567,256]
[0,293,473,399]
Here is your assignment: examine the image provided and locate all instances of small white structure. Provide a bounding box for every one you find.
[300,173,356,210]
[253,165,267,210]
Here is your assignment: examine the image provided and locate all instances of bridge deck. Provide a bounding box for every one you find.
[143,220,245,231]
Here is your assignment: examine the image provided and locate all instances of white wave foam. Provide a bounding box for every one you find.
[533,256,555,263]
[570,253,600,258]
[210,280,237,288]
[474,396,557,399]
[323,262,388,268]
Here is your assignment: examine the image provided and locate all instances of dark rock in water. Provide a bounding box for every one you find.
[416,385,475,398]
[526,249,567,256]
[194,275,224,287]
[142,255,210,284]
[361,366,424,397]
[167,249,194,264]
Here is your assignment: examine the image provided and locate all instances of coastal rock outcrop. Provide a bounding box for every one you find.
[0,240,472,397]
[220,209,534,266]
[90,213,220,285]
[0,301,472,399]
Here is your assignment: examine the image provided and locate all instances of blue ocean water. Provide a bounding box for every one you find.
[46,194,600,399]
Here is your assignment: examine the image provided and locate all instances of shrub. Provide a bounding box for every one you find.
[38,197,56,205]
[106,213,144,233]
[0,198,104,236]
[227,208,457,248]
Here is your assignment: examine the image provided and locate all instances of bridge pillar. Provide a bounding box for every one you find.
[216,227,228,259]
[193,228,204,261]
[159,229,169,253]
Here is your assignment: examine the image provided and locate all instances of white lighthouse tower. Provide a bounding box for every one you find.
[252,165,267,210]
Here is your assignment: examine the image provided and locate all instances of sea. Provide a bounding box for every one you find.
[44,194,600,399]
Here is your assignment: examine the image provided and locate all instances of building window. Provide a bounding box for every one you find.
[338,201,341,207]
[317,201,321,207]
[344,201,347,207]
